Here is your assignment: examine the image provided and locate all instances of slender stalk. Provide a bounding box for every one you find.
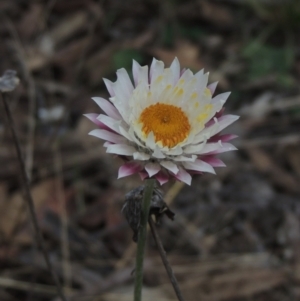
[148,216,185,301]
[134,179,155,301]
[1,92,67,301]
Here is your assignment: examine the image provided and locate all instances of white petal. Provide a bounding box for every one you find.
[116,68,134,97]
[193,115,239,144]
[144,131,156,150]
[97,114,121,134]
[106,144,136,156]
[103,141,112,147]
[211,92,231,108]
[132,60,148,86]
[195,69,204,76]
[174,167,192,185]
[165,146,183,156]
[195,72,208,95]
[160,161,179,174]
[119,126,134,142]
[194,142,221,154]
[108,94,129,123]
[145,162,161,177]
[150,58,164,83]
[210,143,238,154]
[132,60,141,87]
[103,78,115,97]
[170,57,180,85]
[152,146,166,159]
[183,159,216,174]
[133,152,151,160]
[173,155,197,162]
[92,97,121,120]
[89,129,126,144]
[183,143,206,154]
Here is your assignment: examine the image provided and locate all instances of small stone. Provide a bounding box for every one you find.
[0,70,20,92]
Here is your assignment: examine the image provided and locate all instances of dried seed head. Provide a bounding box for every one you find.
[122,186,174,242]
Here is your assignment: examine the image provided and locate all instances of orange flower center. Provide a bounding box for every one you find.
[139,103,191,148]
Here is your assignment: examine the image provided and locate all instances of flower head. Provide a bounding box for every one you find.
[86,58,239,185]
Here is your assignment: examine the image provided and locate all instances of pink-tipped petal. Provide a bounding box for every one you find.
[215,115,240,132]
[145,162,161,177]
[183,159,216,174]
[202,115,239,139]
[208,143,237,154]
[195,142,222,155]
[118,162,143,178]
[201,156,226,167]
[155,171,169,185]
[92,97,121,120]
[84,113,110,130]
[97,114,121,134]
[207,81,218,95]
[180,68,186,76]
[89,129,126,144]
[209,134,238,143]
[214,107,225,118]
[174,167,192,185]
[106,144,136,156]
[103,78,115,97]
[139,171,148,181]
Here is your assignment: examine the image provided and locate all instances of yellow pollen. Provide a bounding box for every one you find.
[177,88,184,96]
[139,103,191,148]
[204,88,211,97]
[191,92,198,99]
[155,75,163,82]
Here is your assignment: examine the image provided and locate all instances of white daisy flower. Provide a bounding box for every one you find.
[85,58,239,185]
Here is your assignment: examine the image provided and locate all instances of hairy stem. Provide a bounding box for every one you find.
[134,179,155,301]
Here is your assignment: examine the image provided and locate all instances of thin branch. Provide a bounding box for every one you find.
[4,17,36,180]
[148,216,185,301]
[1,92,67,301]
[54,143,72,291]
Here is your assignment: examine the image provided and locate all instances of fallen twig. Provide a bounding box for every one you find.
[1,90,67,301]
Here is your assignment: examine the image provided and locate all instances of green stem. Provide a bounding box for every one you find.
[134,179,155,301]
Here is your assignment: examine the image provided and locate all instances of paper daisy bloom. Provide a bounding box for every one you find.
[86,58,239,185]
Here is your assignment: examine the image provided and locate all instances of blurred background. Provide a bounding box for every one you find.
[0,0,300,300]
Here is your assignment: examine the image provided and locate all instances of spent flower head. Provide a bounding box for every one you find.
[86,58,239,185]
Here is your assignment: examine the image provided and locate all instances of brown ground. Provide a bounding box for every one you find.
[0,1,300,300]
